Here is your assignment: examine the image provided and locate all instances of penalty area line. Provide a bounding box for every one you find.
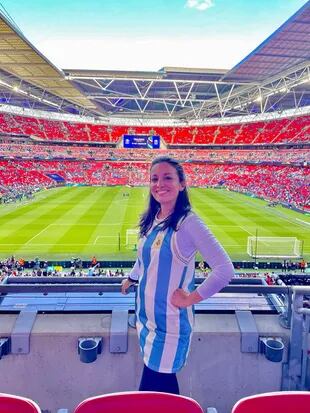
[296,218,310,226]
[25,224,53,245]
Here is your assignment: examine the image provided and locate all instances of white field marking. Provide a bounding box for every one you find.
[25,224,53,245]
[222,190,309,230]
[207,225,244,227]
[1,243,119,246]
[296,218,310,226]
[238,226,255,236]
[91,240,120,246]
[45,223,135,226]
[222,244,247,247]
[0,242,247,247]
[94,235,118,245]
[208,224,255,236]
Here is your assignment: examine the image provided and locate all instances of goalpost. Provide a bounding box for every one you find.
[247,236,303,259]
[125,229,139,250]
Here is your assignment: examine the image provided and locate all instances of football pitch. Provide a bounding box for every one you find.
[0,186,309,262]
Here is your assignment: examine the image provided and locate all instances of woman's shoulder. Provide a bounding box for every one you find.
[182,210,202,222]
[177,211,201,229]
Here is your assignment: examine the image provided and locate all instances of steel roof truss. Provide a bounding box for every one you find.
[134,99,150,114]
[189,101,200,119]
[68,74,252,86]
[296,90,305,107]
[173,81,184,106]
[142,81,154,99]
[163,99,180,117]
[221,84,235,113]
[197,100,207,118]
[262,94,269,113]
[74,78,108,92]
[183,83,194,106]
[201,62,310,117]
[133,79,152,99]
[214,83,223,116]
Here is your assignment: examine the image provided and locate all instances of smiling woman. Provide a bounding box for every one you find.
[150,162,185,220]
[121,156,234,394]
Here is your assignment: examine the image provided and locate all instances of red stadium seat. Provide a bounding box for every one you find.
[74,391,204,413]
[0,393,41,413]
[231,391,310,413]
[0,112,308,145]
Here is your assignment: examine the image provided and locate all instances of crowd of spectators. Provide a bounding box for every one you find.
[0,142,309,166]
[0,112,308,144]
[1,256,308,284]
[0,112,308,210]
[0,159,308,210]
[0,183,38,204]
[0,256,127,279]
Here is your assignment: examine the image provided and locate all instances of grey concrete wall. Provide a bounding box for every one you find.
[0,313,289,413]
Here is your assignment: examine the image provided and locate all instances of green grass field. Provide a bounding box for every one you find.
[0,186,309,261]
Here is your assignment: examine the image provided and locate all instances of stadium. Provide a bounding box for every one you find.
[0,1,309,413]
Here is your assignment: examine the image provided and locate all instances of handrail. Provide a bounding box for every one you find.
[284,284,310,390]
[0,284,292,294]
[292,285,310,295]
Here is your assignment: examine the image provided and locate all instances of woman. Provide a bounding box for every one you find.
[121,156,234,394]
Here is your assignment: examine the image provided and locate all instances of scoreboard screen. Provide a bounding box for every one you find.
[123,134,160,149]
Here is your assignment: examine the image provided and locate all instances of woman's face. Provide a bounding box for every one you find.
[150,162,185,210]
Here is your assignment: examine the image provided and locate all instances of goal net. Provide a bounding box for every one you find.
[125,229,139,249]
[247,237,302,259]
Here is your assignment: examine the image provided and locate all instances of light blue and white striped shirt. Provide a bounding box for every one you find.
[129,212,234,373]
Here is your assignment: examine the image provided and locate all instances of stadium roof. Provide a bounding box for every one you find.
[223,3,310,83]
[0,2,309,121]
[0,13,97,114]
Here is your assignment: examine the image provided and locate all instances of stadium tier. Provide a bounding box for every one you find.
[0,143,309,164]
[0,160,308,210]
[0,109,309,212]
[0,112,309,144]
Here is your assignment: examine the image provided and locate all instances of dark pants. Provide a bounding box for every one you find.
[139,364,179,394]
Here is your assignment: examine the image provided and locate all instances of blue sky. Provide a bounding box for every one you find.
[1,0,308,71]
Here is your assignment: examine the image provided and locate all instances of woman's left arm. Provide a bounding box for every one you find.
[171,288,202,307]
[171,214,234,308]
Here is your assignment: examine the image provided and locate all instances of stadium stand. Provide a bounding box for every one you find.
[0,113,308,145]
[0,159,308,210]
[0,142,309,165]
[0,107,309,212]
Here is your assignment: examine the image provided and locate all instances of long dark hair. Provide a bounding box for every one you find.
[139,156,191,236]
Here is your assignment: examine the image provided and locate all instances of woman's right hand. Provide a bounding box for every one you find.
[121,278,135,295]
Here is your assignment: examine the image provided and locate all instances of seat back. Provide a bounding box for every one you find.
[232,391,310,413]
[74,391,204,413]
[0,393,41,413]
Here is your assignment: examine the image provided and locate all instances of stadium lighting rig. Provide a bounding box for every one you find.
[226,63,310,114]
[0,78,61,109]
